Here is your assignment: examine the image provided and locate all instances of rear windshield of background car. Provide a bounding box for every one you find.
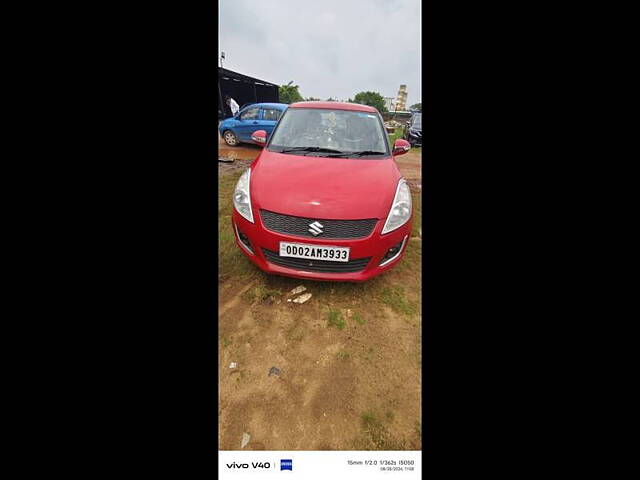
[267,108,389,157]
[411,114,422,129]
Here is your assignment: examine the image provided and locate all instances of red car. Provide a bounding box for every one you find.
[231,101,413,282]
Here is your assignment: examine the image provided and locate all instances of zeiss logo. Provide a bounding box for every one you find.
[280,459,292,471]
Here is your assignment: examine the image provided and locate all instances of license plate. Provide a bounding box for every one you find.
[279,242,350,262]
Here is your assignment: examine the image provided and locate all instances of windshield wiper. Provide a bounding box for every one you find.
[275,146,345,155]
[344,150,387,157]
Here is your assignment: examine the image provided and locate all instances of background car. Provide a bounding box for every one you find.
[403,112,422,147]
[219,103,287,146]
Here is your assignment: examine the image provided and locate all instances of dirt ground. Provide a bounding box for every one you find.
[218,132,422,451]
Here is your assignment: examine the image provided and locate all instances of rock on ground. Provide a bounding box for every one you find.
[290,285,306,295]
[241,432,251,449]
[292,293,312,304]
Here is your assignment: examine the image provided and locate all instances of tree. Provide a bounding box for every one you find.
[410,103,422,112]
[326,97,336,101]
[352,91,387,113]
[305,97,321,101]
[279,82,304,104]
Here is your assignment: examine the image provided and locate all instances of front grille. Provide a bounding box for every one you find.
[260,210,377,239]
[262,248,371,273]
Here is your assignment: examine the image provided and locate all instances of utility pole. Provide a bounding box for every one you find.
[219,52,226,121]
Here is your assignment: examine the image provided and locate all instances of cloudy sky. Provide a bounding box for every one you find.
[219,0,421,107]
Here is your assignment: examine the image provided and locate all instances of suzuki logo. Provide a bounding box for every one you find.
[308,221,323,236]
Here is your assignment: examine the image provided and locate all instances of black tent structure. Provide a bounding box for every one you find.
[218,68,280,118]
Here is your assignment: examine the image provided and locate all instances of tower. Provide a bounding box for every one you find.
[395,84,407,111]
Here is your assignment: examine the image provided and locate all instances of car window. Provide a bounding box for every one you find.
[240,107,259,120]
[262,108,282,121]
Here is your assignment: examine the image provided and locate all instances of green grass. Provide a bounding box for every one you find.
[411,192,422,238]
[327,309,346,330]
[337,351,350,360]
[361,412,379,427]
[242,284,282,303]
[358,411,405,450]
[354,313,365,325]
[381,286,416,315]
[387,126,405,145]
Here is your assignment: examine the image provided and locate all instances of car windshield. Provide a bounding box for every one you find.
[411,114,422,129]
[268,108,389,157]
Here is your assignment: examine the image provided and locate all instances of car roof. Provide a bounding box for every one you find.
[289,101,378,113]
[245,103,288,110]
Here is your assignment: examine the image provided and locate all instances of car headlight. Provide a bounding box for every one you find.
[381,178,412,234]
[233,168,254,223]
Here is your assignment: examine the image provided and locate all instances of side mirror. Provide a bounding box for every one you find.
[251,130,267,146]
[393,139,411,155]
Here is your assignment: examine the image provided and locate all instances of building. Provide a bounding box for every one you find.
[218,67,280,118]
[395,84,407,111]
[383,97,395,111]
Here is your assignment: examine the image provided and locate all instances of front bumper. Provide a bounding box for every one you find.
[232,209,412,282]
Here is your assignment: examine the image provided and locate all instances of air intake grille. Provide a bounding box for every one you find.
[262,249,371,273]
[260,210,377,239]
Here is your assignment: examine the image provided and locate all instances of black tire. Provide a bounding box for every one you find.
[223,130,239,146]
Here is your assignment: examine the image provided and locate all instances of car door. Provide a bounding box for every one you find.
[259,107,284,139]
[234,106,261,141]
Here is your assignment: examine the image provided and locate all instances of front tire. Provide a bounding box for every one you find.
[223,130,239,146]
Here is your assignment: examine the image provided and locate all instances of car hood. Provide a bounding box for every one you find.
[250,151,401,220]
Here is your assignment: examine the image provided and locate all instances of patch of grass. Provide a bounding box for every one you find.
[337,351,350,360]
[361,412,379,427]
[411,192,422,238]
[381,286,416,315]
[387,127,405,145]
[358,411,406,450]
[222,338,231,348]
[327,309,346,330]
[242,283,282,303]
[353,313,365,325]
